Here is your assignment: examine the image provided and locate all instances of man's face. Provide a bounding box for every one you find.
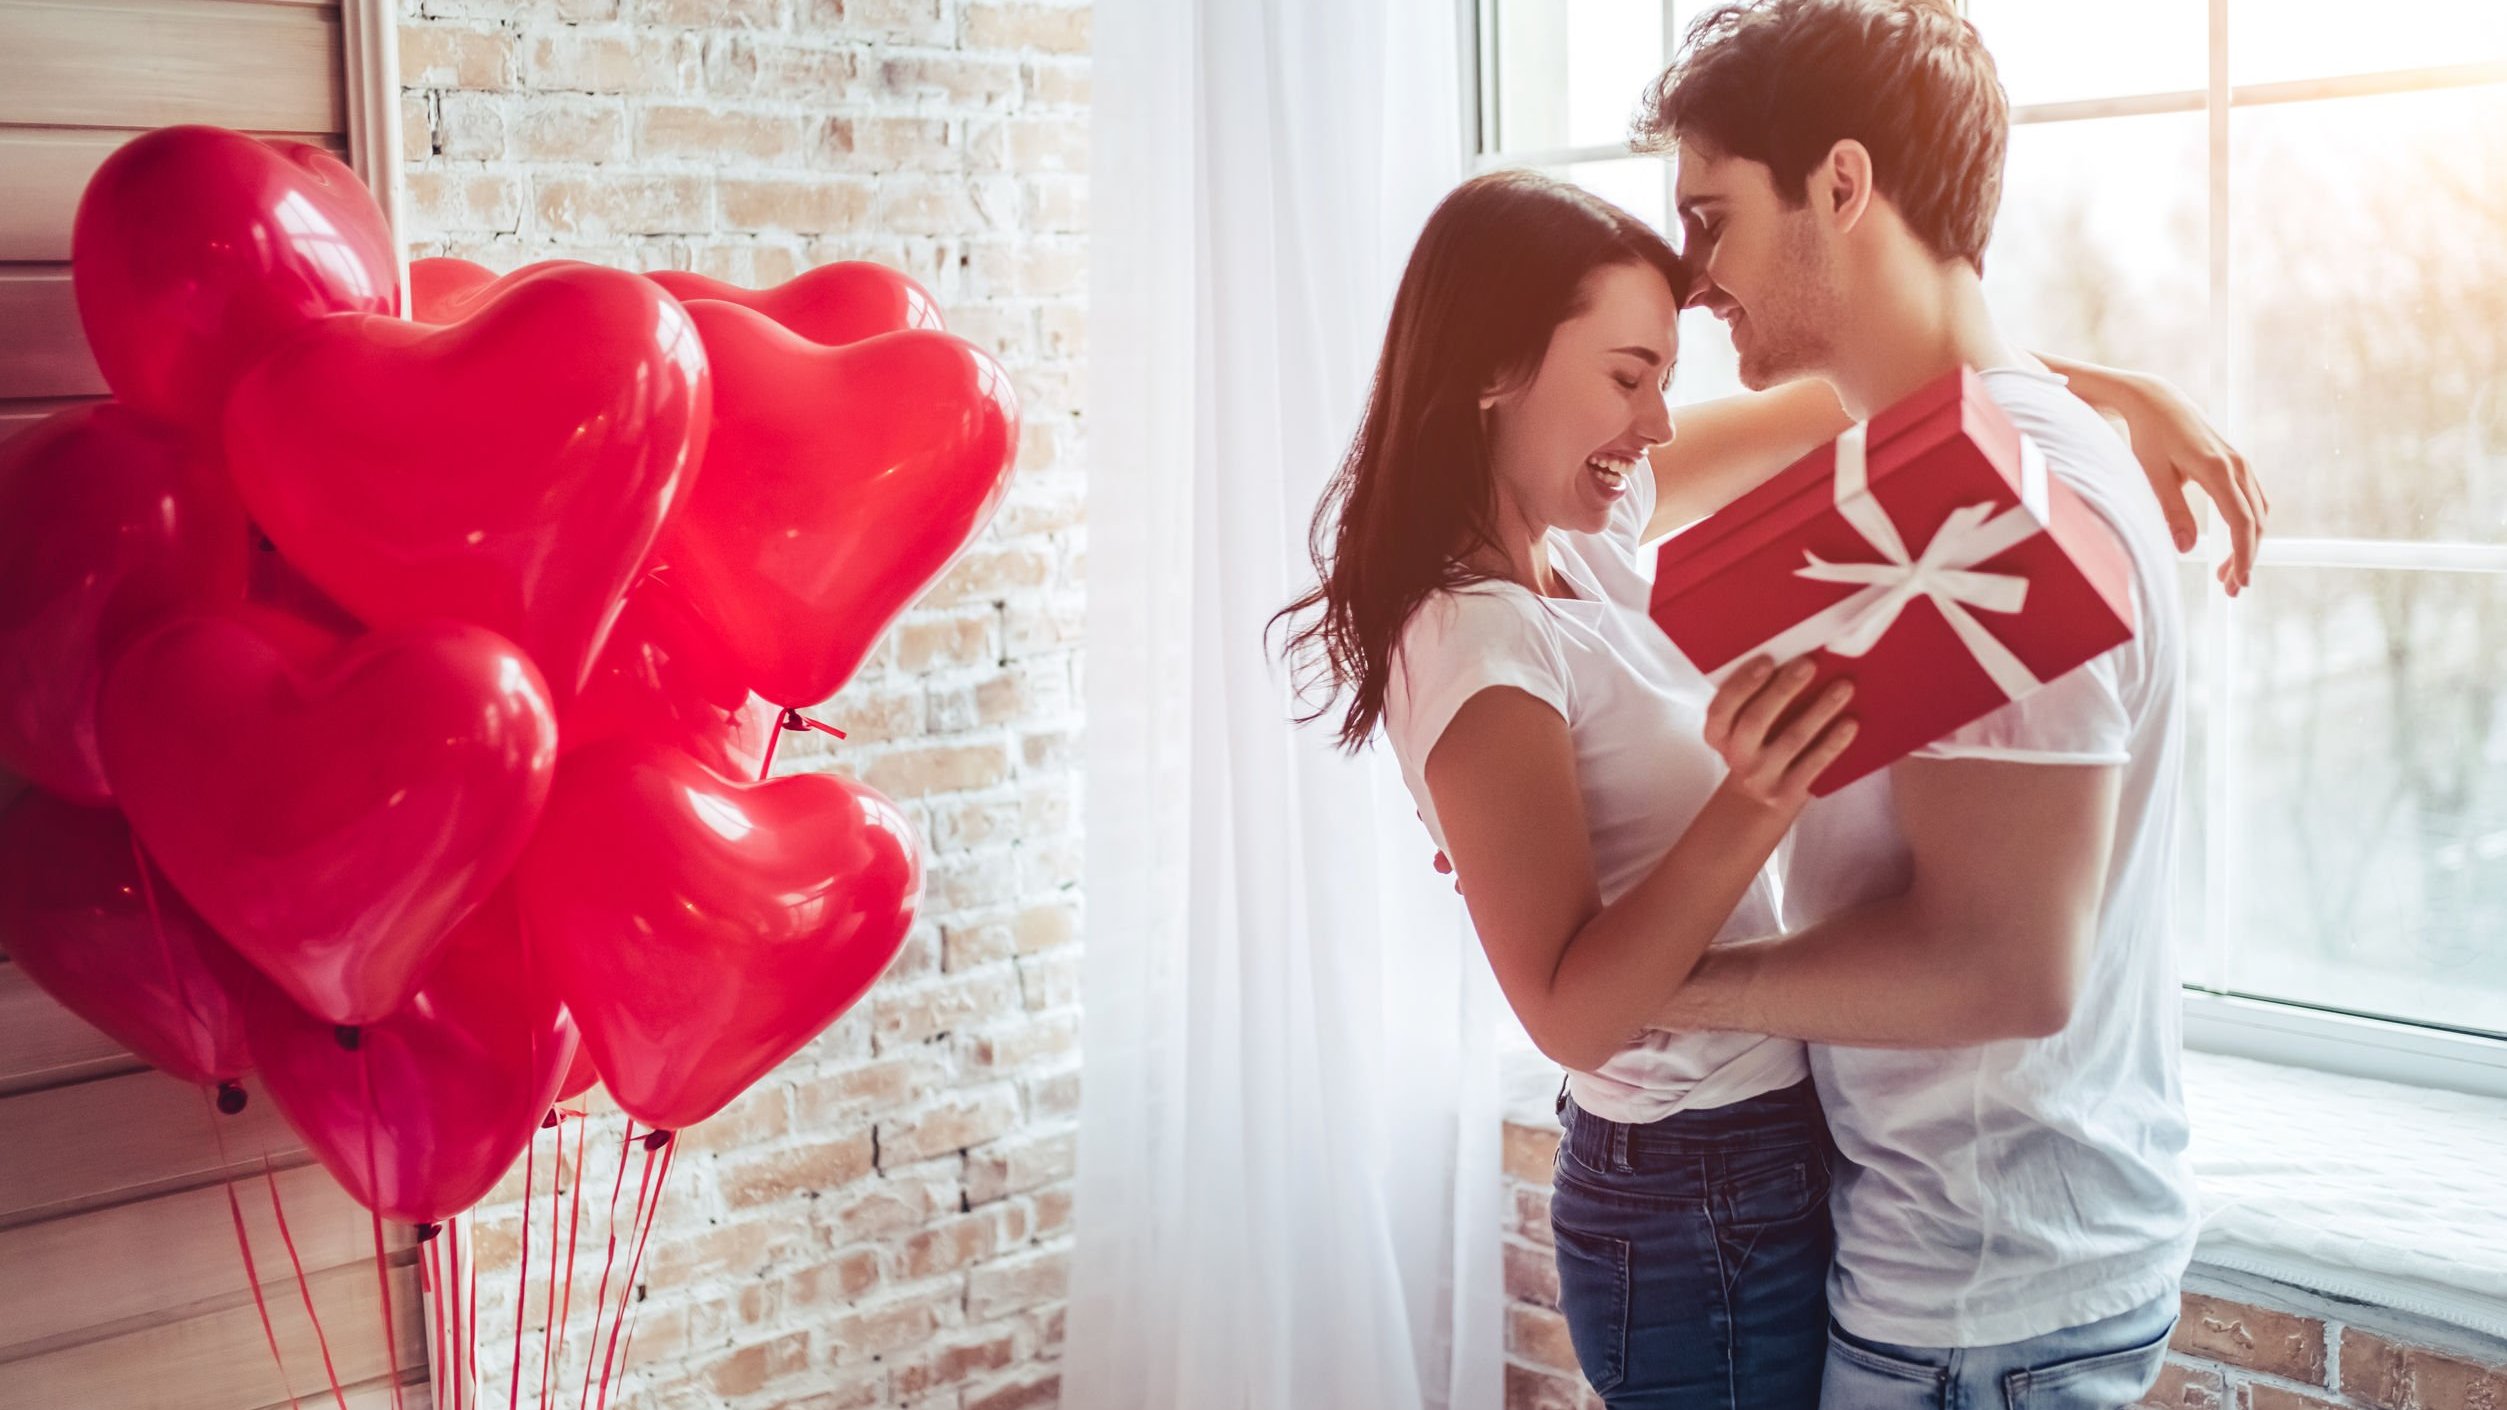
[1673,138,1841,390]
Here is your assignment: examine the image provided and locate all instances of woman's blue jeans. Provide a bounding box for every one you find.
[1549,1079,1835,1409]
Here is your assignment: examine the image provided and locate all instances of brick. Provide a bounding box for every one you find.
[2239,1386,2343,1410]
[509,95,628,163]
[1025,1067,1081,1119]
[400,23,515,88]
[929,543,1055,606]
[638,104,808,163]
[893,607,1000,673]
[2339,1328,2507,1410]
[1017,947,1081,1010]
[884,1085,1024,1162]
[2136,1358,2225,1409]
[823,1285,959,1364]
[873,52,1022,108]
[407,169,526,234]
[933,793,1025,851]
[1022,56,1090,108]
[1516,1187,1555,1246]
[437,91,506,160]
[717,176,876,234]
[794,1051,949,1122]
[705,1330,811,1397]
[2173,1295,2328,1385]
[1508,1304,1582,1375]
[893,1330,1018,1398]
[719,1130,878,1208]
[673,1081,791,1155]
[965,1369,1061,1410]
[877,174,1021,234]
[965,2,1091,54]
[1030,1186,1072,1238]
[535,172,712,237]
[644,1216,810,1286]
[801,0,953,44]
[635,0,785,27]
[966,1131,1076,1205]
[864,740,1015,800]
[524,31,699,94]
[966,1246,1068,1320]
[964,1011,1080,1073]
[819,1164,957,1242]
[873,967,1026,1048]
[1507,1363,1595,1410]
[1504,1121,1561,1185]
[822,115,960,172]
[1505,1240,1560,1310]
[900,1210,1002,1279]
[781,1248,884,1308]
[401,92,436,163]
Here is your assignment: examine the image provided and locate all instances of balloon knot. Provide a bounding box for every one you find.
[542,1108,561,1129]
[415,1222,441,1242]
[253,529,276,553]
[333,1024,361,1052]
[642,1128,674,1151]
[216,1081,247,1115]
[779,708,806,732]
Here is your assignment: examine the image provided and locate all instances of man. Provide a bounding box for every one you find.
[1640,2,2211,1404]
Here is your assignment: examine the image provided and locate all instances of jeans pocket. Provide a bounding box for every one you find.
[1549,1220,1633,1395]
[1823,1323,1949,1408]
[2000,1314,2178,1410]
[1715,1151,1827,1228]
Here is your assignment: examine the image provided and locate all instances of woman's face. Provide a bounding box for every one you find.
[1482,260,1681,541]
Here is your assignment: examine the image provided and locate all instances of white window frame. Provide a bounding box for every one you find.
[1465,0,2507,1100]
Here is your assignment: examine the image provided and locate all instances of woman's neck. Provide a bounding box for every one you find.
[1465,499,1576,600]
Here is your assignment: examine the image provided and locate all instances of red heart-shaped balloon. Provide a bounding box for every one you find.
[99,613,559,1026]
[648,261,944,346]
[0,403,250,804]
[222,261,711,701]
[236,888,576,1224]
[661,309,1019,707]
[517,739,921,1131]
[407,256,502,324]
[72,126,399,432]
[554,1038,600,1104]
[0,792,252,1086]
[564,569,777,781]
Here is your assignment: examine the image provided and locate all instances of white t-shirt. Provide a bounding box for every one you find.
[1780,367,2198,1346]
[1381,459,1808,1124]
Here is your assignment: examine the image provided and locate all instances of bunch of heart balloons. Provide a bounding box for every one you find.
[0,125,1021,1226]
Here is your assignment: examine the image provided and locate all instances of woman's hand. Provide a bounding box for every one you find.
[2045,358,2272,597]
[1703,656,1858,812]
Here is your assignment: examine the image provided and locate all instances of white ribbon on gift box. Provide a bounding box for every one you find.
[1703,421,2053,703]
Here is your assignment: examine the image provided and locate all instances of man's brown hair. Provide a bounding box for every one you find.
[1633,0,2009,270]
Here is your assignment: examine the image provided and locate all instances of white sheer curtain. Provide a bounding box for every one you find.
[1067,1,1504,1408]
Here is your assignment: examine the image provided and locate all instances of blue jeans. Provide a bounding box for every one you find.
[1820,1293,2180,1410]
[1549,1080,1834,1409]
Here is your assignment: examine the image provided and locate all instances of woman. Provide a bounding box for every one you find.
[1273,169,2255,1409]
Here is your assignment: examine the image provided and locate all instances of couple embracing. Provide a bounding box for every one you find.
[1274,2,2271,1407]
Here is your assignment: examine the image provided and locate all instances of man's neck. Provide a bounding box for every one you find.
[1824,259,2026,419]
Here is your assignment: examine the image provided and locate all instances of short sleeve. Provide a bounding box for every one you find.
[1383,588,1573,769]
[1912,643,2131,765]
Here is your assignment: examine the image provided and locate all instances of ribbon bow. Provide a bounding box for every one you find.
[1713,422,2050,702]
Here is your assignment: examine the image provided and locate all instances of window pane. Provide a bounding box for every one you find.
[2226,565,2507,1037]
[2230,84,2507,543]
[2175,561,2218,990]
[1562,156,1668,232]
[1983,111,2212,399]
[2232,0,2507,86]
[1491,0,1666,152]
[1964,0,2206,109]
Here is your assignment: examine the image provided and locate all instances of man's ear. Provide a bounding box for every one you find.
[1813,139,1876,235]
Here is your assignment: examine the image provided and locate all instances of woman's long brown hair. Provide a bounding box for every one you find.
[1272,168,1688,752]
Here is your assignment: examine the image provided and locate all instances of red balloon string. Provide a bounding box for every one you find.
[352,1042,403,1410]
[466,1215,481,1410]
[138,824,303,1410]
[550,1112,589,1409]
[538,1117,562,1410]
[422,1238,444,1410]
[508,1131,533,1410]
[589,1136,656,1410]
[759,709,847,781]
[576,1122,636,1410]
[594,1137,672,1410]
[369,1194,407,1410]
[262,1154,350,1410]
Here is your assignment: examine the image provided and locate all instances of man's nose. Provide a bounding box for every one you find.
[1684,277,1733,315]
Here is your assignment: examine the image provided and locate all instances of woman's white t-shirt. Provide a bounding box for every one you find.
[1378,460,1807,1123]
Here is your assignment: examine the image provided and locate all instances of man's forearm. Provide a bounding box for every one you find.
[1652,893,2040,1048]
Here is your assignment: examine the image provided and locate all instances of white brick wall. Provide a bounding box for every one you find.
[397,2,1087,1405]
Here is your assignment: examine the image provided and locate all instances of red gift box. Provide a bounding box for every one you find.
[1650,367,2137,796]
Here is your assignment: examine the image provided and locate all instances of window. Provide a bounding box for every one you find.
[1471,1,2507,1093]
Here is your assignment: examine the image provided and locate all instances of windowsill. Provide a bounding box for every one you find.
[1497,1045,2507,1342]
